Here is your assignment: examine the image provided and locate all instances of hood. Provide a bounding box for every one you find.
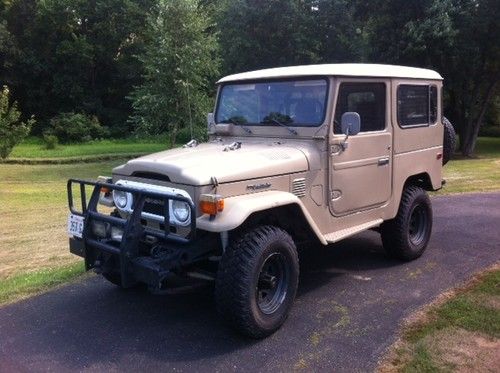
[113,141,309,185]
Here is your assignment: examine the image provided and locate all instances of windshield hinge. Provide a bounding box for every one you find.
[183,139,198,148]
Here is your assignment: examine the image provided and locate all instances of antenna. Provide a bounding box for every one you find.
[186,81,193,140]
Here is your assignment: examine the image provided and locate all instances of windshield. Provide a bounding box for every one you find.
[215,78,328,128]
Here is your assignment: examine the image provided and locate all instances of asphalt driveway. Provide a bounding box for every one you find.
[0,192,499,372]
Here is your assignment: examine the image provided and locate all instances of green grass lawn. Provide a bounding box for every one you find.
[441,137,500,194]
[381,268,500,372]
[0,160,125,287]
[0,262,85,305]
[9,137,171,159]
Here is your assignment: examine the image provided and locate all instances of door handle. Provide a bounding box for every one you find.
[378,157,390,166]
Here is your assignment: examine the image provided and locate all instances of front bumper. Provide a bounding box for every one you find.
[67,179,200,290]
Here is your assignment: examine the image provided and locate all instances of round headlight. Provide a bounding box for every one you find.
[113,190,130,209]
[172,200,190,223]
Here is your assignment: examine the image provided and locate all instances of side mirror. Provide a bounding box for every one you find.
[341,112,361,136]
[207,112,216,134]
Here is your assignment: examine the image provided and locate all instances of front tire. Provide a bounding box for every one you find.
[102,272,123,287]
[215,226,299,338]
[381,186,433,261]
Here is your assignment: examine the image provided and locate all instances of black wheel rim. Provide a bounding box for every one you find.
[256,253,289,315]
[408,204,428,246]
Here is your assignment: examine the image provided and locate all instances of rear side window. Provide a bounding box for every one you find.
[334,83,386,133]
[398,84,438,127]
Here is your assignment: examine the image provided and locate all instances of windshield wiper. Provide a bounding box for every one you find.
[239,125,253,134]
[222,119,252,134]
[261,118,298,135]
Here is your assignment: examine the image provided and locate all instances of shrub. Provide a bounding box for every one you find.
[0,86,35,159]
[48,112,109,143]
[176,125,208,144]
[42,134,59,149]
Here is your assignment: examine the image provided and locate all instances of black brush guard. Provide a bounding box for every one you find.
[67,179,197,289]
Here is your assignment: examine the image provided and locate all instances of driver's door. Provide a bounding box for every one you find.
[329,80,392,216]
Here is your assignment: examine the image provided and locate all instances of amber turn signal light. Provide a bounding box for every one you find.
[97,176,112,195]
[200,194,224,216]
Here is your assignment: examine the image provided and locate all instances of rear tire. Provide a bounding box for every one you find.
[381,186,432,261]
[215,226,299,338]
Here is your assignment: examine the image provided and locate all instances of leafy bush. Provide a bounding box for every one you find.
[176,125,208,144]
[48,112,109,143]
[42,134,59,149]
[0,86,34,159]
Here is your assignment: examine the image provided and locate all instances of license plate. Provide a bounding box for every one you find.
[67,214,85,238]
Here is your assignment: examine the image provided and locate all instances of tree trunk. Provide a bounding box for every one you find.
[170,123,178,147]
[459,78,482,155]
[452,80,472,153]
[461,78,498,156]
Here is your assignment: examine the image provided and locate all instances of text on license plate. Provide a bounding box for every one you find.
[67,214,85,238]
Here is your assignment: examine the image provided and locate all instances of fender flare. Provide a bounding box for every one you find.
[196,190,327,245]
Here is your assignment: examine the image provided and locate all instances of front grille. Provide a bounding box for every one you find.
[143,198,165,216]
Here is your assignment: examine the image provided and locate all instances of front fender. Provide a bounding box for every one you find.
[196,191,327,245]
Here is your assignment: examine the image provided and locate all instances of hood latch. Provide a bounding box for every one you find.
[223,141,242,152]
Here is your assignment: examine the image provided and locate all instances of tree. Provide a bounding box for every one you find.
[217,0,321,74]
[2,0,153,134]
[1,0,497,153]
[0,85,34,159]
[313,0,367,63]
[362,0,456,65]
[0,19,17,87]
[129,0,219,144]
[444,0,499,156]
[363,0,499,156]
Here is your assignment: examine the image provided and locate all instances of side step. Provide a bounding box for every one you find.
[323,219,383,244]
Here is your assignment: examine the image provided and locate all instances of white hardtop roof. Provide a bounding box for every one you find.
[217,63,442,83]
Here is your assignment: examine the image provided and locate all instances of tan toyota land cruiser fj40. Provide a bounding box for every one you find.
[67,64,455,338]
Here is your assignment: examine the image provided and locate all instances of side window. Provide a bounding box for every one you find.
[334,83,386,133]
[398,84,438,127]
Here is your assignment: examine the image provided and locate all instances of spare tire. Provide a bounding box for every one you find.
[442,117,456,165]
